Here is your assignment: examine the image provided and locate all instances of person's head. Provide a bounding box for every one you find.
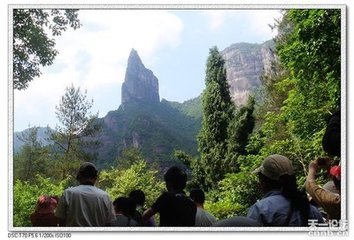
[113,197,136,217]
[76,162,98,184]
[129,189,145,207]
[164,166,187,192]
[253,154,310,226]
[253,154,294,193]
[34,195,58,214]
[322,109,340,157]
[190,188,205,205]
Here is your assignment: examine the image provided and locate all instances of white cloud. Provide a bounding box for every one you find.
[205,11,228,31]
[203,9,282,39]
[246,10,283,39]
[52,10,183,90]
[14,9,183,131]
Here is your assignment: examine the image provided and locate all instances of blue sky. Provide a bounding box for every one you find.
[13,9,282,131]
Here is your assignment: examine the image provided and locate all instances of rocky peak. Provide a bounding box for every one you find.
[221,40,276,106]
[121,49,160,105]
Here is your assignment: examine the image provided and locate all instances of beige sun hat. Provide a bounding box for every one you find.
[252,154,294,181]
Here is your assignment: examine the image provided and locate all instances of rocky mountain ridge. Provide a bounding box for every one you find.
[14,41,276,169]
[121,49,160,105]
[221,40,276,105]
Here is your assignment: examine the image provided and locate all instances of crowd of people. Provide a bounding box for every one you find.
[30,110,341,228]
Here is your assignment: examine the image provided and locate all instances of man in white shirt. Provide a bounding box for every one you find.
[55,162,115,226]
[190,188,217,226]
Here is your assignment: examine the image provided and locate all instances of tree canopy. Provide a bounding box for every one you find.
[13,9,81,90]
[197,47,234,189]
[50,84,101,179]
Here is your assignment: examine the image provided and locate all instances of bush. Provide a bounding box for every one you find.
[98,160,164,208]
[13,175,68,227]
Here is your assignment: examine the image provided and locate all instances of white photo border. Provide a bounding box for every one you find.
[8,3,347,233]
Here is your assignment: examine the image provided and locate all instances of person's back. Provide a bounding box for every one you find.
[111,214,138,226]
[190,188,217,226]
[142,166,197,226]
[195,207,217,226]
[152,191,196,226]
[248,154,324,226]
[111,196,138,227]
[129,189,153,226]
[247,189,323,226]
[214,216,261,227]
[306,110,341,221]
[56,184,114,226]
[55,162,115,226]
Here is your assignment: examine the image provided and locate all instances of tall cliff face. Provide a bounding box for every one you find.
[121,49,160,104]
[221,40,276,106]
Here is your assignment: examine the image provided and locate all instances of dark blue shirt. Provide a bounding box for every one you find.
[247,190,324,226]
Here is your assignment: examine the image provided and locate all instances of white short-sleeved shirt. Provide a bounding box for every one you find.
[55,184,115,226]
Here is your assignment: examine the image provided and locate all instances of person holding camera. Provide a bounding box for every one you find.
[306,157,340,220]
[305,109,341,221]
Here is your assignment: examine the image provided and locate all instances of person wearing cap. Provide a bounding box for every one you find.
[305,109,341,221]
[247,154,323,226]
[55,162,115,226]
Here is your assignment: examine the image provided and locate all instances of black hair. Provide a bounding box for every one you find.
[258,173,310,226]
[76,163,98,180]
[322,109,340,157]
[113,197,136,217]
[332,177,341,192]
[164,166,187,191]
[190,188,205,204]
[129,190,145,206]
[258,173,281,192]
[279,174,310,226]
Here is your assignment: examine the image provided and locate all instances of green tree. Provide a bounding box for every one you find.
[98,160,164,209]
[246,9,341,179]
[197,47,234,189]
[173,150,205,189]
[13,126,52,181]
[13,9,81,90]
[205,9,341,217]
[276,9,341,139]
[116,147,145,170]
[50,84,101,179]
[226,95,256,171]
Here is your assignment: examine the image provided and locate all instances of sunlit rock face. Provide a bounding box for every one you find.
[221,40,276,106]
[121,49,160,105]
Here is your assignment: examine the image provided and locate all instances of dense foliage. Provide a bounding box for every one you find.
[13,9,81,90]
[13,175,69,227]
[98,158,164,208]
[197,47,234,189]
[206,9,341,220]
